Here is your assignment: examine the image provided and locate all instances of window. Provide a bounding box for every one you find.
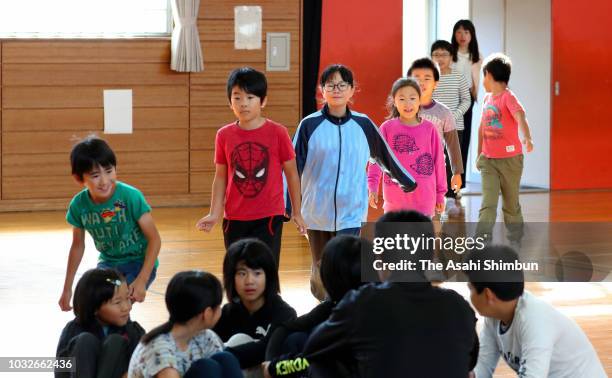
[0,0,171,38]
[434,0,470,41]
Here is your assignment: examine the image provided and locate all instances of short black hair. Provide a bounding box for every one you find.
[375,210,435,275]
[226,67,268,101]
[483,53,512,84]
[466,245,524,301]
[319,64,354,87]
[73,268,126,329]
[223,239,280,303]
[431,40,454,55]
[70,136,116,181]
[142,270,223,344]
[407,57,440,82]
[320,235,364,303]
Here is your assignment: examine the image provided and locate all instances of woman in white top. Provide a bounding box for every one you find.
[451,19,483,194]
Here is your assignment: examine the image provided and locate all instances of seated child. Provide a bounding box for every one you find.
[302,210,478,378]
[56,268,144,378]
[59,136,161,310]
[213,239,297,370]
[466,245,606,378]
[263,234,367,377]
[128,270,242,378]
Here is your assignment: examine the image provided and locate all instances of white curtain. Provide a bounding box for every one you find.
[170,0,203,72]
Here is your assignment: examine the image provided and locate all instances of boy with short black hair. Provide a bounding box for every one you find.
[466,245,606,377]
[59,136,161,311]
[476,53,534,242]
[196,67,305,265]
[408,57,464,197]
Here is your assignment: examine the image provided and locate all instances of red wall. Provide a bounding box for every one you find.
[319,0,403,125]
[551,0,612,190]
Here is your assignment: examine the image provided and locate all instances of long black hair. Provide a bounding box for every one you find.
[73,268,126,330]
[451,19,480,64]
[223,239,280,303]
[141,271,223,344]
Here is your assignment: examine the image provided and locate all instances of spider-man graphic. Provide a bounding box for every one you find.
[231,142,269,198]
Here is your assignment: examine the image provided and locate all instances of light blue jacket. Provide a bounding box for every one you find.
[289,105,417,231]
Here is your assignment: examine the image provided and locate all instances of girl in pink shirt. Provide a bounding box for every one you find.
[367,77,447,217]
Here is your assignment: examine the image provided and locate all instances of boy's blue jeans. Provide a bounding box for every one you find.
[97,260,157,288]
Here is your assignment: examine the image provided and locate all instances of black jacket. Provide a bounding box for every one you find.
[265,301,335,377]
[302,282,479,378]
[56,318,144,377]
[213,294,297,368]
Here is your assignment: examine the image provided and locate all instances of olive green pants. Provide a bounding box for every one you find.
[476,154,524,242]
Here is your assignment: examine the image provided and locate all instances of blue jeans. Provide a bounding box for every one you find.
[97,260,157,288]
[184,352,242,378]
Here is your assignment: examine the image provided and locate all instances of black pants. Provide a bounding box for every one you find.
[459,98,475,189]
[306,228,360,300]
[223,215,285,266]
[55,333,128,378]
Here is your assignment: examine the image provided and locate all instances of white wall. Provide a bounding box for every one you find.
[403,0,430,75]
[469,0,551,188]
[505,0,551,188]
[468,0,505,185]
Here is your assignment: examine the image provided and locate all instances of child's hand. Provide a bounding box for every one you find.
[435,202,445,214]
[129,279,147,303]
[368,192,379,209]
[262,361,272,378]
[450,174,462,193]
[196,213,219,232]
[58,288,73,311]
[292,213,307,235]
[523,138,534,153]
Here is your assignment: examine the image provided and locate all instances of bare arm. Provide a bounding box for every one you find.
[155,367,181,378]
[130,212,161,302]
[514,110,534,152]
[58,227,86,311]
[196,164,228,232]
[283,158,306,234]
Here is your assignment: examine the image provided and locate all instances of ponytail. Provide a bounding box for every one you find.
[141,321,173,344]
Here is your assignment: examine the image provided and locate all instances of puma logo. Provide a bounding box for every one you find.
[255,324,271,337]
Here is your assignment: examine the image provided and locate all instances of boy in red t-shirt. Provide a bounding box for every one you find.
[196,67,306,264]
[476,54,533,242]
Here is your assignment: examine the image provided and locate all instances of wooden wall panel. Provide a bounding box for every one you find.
[3,63,187,86]
[2,151,187,177]
[3,85,188,109]
[2,41,171,63]
[0,0,301,210]
[3,173,188,200]
[199,0,299,20]
[3,130,187,154]
[3,108,188,132]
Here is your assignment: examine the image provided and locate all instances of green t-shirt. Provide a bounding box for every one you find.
[66,181,154,265]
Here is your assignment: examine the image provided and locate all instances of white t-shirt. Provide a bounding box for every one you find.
[128,329,224,378]
[452,51,482,98]
[474,291,606,378]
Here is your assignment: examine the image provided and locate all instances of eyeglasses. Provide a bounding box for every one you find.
[432,53,451,58]
[323,82,350,92]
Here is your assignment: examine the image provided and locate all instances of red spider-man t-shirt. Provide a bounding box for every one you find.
[215,120,296,220]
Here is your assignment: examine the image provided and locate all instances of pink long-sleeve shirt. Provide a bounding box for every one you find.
[367,118,447,217]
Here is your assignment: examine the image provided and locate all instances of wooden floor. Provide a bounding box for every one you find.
[1,190,611,377]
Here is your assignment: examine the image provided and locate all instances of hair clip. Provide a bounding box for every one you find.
[105,278,122,286]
